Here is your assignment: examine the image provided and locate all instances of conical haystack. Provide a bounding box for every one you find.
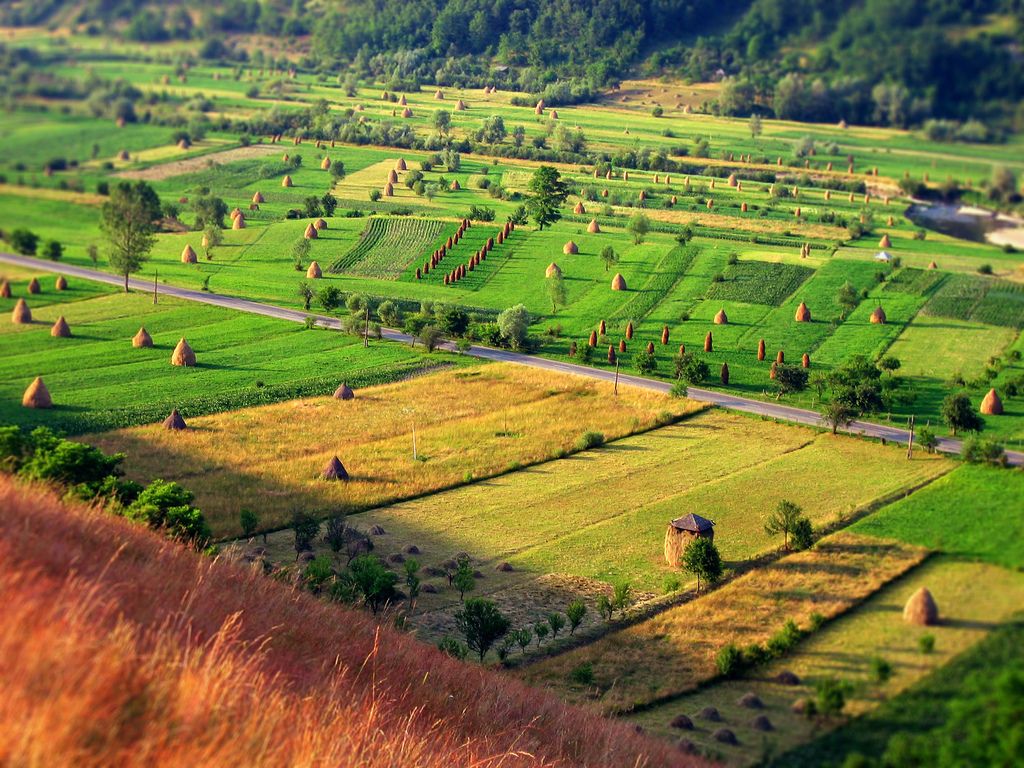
[879,234,891,248]
[321,156,331,170]
[132,326,153,348]
[0,280,9,298]
[181,244,198,264]
[903,587,938,626]
[563,241,579,255]
[801,353,810,368]
[714,309,728,325]
[304,223,318,239]
[399,95,407,106]
[870,306,887,324]
[721,362,730,385]
[395,158,407,171]
[281,174,293,188]
[28,278,40,294]
[333,382,355,401]
[171,338,196,367]
[456,99,467,111]
[252,191,265,204]
[704,332,713,352]
[545,262,562,278]
[383,182,394,197]
[163,408,187,430]
[401,108,413,118]
[573,201,586,214]
[980,388,1003,415]
[322,455,349,481]
[55,275,67,291]
[776,349,785,364]
[795,302,811,322]
[306,261,322,279]
[599,320,606,336]
[11,298,31,324]
[928,260,938,269]
[611,273,627,291]
[450,179,461,190]
[233,216,246,230]
[625,321,634,340]
[757,339,766,361]
[587,219,601,233]
[661,326,670,345]
[314,218,328,230]
[22,377,52,408]
[50,316,71,338]
[434,89,444,100]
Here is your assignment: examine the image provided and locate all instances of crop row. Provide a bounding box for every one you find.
[705,260,814,306]
[329,216,450,279]
[924,275,1024,329]
[609,245,697,323]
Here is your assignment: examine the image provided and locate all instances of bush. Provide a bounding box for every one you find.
[961,437,1006,465]
[575,431,605,451]
[569,661,595,685]
[977,264,993,275]
[437,636,468,660]
[767,619,804,656]
[716,643,744,676]
[919,634,936,654]
[871,656,893,684]
[8,228,39,255]
[791,517,814,550]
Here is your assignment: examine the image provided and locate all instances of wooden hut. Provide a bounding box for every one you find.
[664,513,716,566]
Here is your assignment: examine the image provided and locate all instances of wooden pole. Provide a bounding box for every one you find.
[153,270,158,304]
[363,306,369,347]
[906,414,915,459]
[613,358,620,396]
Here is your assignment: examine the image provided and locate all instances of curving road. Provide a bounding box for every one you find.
[3,252,1019,465]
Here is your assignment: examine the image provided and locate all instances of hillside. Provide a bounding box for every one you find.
[0,474,700,768]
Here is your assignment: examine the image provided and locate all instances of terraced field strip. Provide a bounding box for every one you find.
[520,533,929,714]
[704,260,814,307]
[923,273,1024,328]
[329,216,453,278]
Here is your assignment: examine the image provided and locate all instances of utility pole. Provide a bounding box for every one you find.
[153,270,158,304]
[363,305,369,348]
[613,358,620,396]
[906,414,915,459]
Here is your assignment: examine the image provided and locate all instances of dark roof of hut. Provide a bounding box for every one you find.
[669,513,715,533]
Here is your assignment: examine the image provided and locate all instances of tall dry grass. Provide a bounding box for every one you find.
[0,475,702,768]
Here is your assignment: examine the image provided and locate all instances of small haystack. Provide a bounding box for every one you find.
[611,273,627,291]
[574,201,586,214]
[0,280,9,298]
[132,327,153,348]
[550,109,559,120]
[55,275,67,291]
[545,262,562,278]
[333,382,355,400]
[181,244,198,264]
[314,218,328,230]
[588,219,601,233]
[306,261,322,279]
[671,714,694,730]
[456,99,467,111]
[903,587,939,626]
[757,338,766,360]
[661,326,670,345]
[388,169,399,183]
[322,456,350,481]
[698,707,720,722]
[304,223,318,239]
[252,191,265,204]
[22,377,52,409]
[802,353,810,368]
[27,278,40,294]
[163,408,187,430]
[50,316,71,338]
[434,89,444,100]
[11,298,31,324]
[399,95,408,106]
[879,234,892,248]
[751,715,773,732]
[980,388,1003,415]
[282,174,293,188]
[721,362,730,385]
[714,309,728,325]
[321,156,331,170]
[928,260,938,270]
[625,321,634,340]
[795,301,811,322]
[383,182,394,197]
[870,305,887,324]
[171,338,196,367]
[704,332,713,352]
[233,215,246,230]
[401,107,413,118]
[396,158,407,171]
[117,150,130,161]
[563,241,579,255]
[450,179,461,191]
[535,99,544,115]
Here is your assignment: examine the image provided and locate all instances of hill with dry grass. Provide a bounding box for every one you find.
[0,474,703,768]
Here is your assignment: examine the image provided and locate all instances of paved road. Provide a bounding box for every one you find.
[3,252,1019,465]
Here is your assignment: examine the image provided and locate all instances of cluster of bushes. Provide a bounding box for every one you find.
[716,615,823,677]
[1,228,62,260]
[0,424,211,546]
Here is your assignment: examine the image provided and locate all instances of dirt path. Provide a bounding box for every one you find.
[116,144,280,181]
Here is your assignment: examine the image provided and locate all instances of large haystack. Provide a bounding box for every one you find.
[396,158,407,171]
[563,241,579,255]
[22,377,52,408]
[587,219,601,233]
[27,278,40,294]
[132,326,153,348]
[306,261,322,279]
[281,175,293,188]
[322,455,350,481]
[535,99,544,115]
[304,223,318,239]
[545,262,562,278]
[163,408,187,430]
[757,338,766,360]
[870,306,887,324]
[181,244,198,264]
[11,298,31,324]
[383,182,394,197]
[980,388,1003,415]
[574,201,586,214]
[705,332,713,352]
[50,316,71,338]
[879,234,892,248]
[903,587,939,626]
[252,191,265,204]
[795,302,811,322]
[387,169,398,183]
[333,382,355,401]
[171,338,196,367]
[714,309,728,325]
[0,280,10,298]
[233,215,246,230]
[611,273,627,291]
[55,275,68,291]
[664,513,715,566]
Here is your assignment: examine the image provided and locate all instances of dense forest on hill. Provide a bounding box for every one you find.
[2,0,1023,129]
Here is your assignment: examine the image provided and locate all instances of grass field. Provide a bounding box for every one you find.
[630,557,1024,765]
[89,364,700,537]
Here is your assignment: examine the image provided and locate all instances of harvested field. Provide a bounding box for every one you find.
[117,143,279,181]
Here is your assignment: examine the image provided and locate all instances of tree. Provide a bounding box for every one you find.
[627,213,651,244]
[764,500,805,551]
[681,536,722,593]
[675,225,695,246]
[87,244,99,265]
[497,304,530,351]
[515,627,532,653]
[533,621,549,645]
[297,282,314,311]
[822,399,856,434]
[600,245,619,272]
[303,196,323,218]
[455,598,510,662]
[612,581,632,618]
[419,325,442,352]
[291,510,321,555]
[377,299,399,327]
[292,238,311,270]
[202,225,222,260]
[239,508,259,538]
[316,285,343,311]
[791,517,814,550]
[526,166,569,230]
[43,240,63,261]
[404,558,421,606]
[773,364,809,399]
[433,109,451,136]
[634,349,656,375]
[101,181,160,292]
[942,392,983,436]
[323,513,348,553]
[566,598,587,634]
[329,162,346,182]
[749,113,763,139]
[191,195,228,230]
[674,352,709,384]
[452,555,475,600]
[347,554,397,614]
[477,114,507,144]
[545,272,567,313]
[878,355,901,375]
[837,281,860,317]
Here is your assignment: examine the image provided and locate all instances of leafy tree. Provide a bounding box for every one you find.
[240,508,259,537]
[674,351,709,384]
[329,162,346,182]
[764,500,805,551]
[419,325,442,352]
[202,225,223,260]
[497,304,530,351]
[749,113,763,138]
[916,426,938,453]
[404,559,421,605]
[292,238,311,270]
[681,536,723,592]
[942,393,983,436]
[566,598,587,634]
[878,355,901,375]
[675,225,695,246]
[347,554,397,614]
[791,517,815,550]
[634,349,656,375]
[515,627,533,654]
[316,285,343,311]
[323,513,348,553]
[433,109,451,136]
[596,594,614,621]
[477,114,507,144]
[101,181,160,291]
[125,479,210,547]
[526,166,569,230]
[452,555,475,600]
[191,195,228,230]
[773,363,809,399]
[545,272,567,313]
[533,621,549,645]
[297,281,314,311]
[627,213,651,244]
[303,555,334,594]
[612,581,632,618]
[87,244,99,265]
[600,245,619,272]
[291,510,321,555]
[43,240,63,261]
[815,677,850,718]
[377,299,400,327]
[8,228,39,255]
[455,598,511,662]
[303,196,323,218]
[837,281,860,317]
[434,303,469,336]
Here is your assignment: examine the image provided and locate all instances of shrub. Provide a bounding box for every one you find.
[977,264,993,275]
[961,437,1005,465]
[569,661,595,685]
[716,643,744,676]
[870,656,893,684]
[663,575,682,594]
[767,619,803,656]
[809,612,826,631]
[918,634,936,654]
[815,677,850,717]
[437,635,468,660]
[43,240,63,261]
[566,598,587,634]
[575,431,605,451]
[8,228,39,255]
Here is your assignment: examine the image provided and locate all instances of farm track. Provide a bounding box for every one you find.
[4,251,1020,465]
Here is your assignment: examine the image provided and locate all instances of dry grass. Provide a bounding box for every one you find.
[0,474,704,768]
[116,143,278,181]
[88,364,700,536]
[641,207,845,241]
[520,532,928,714]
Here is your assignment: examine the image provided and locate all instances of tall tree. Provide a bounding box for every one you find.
[764,500,804,551]
[681,537,722,593]
[455,598,511,663]
[942,393,983,436]
[101,181,160,292]
[545,272,567,313]
[526,166,569,230]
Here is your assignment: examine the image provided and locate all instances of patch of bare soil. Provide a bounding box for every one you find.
[117,144,280,181]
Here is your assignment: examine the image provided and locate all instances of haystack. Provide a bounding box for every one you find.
[757,339,765,360]
[741,202,748,212]
[980,388,1003,415]
[163,408,187,430]
[450,179,461,190]
[383,182,394,196]
[879,234,892,248]
[619,339,627,353]
[587,219,601,233]
[801,353,810,368]
[611,273,627,291]
[714,309,728,325]
[117,150,130,161]
[399,95,407,106]
[22,377,51,409]
[563,241,579,255]
[721,362,730,384]
[903,587,939,626]
[11,298,30,324]
[132,327,153,348]
[55,275,67,291]
[588,330,597,347]
[304,223,318,239]
[177,138,190,150]
[306,261,322,279]
[661,326,670,345]
[598,320,606,336]
[231,207,243,220]
[321,156,331,170]
[282,153,290,163]
[232,216,246,230]
[252,191,265,204]
[396,158,407,171]
[456,99,467,111]
[625,321,634,340]
[535,99,544,115]
[607,345,616,364]
[322,456,350,481]
[928,261,938,269]
[574,201,586,214]
[704,332,713,352]
[727,173,737,187]
[282,174,293,187]
[434,89,444,100]
[0,280,9,298]
[870,306,887,324]
[171,338,196,367]
[28,278,40,294]
[388,169,398,183]
[333,382,355,400]
[776,349,785,364]
[706,199,714,210]
[550,109,559,120]
[402,107,413,118]
[545,262,562,278]
[795,301,811,322]
[181,244,198,264]
[50,316,71,338]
